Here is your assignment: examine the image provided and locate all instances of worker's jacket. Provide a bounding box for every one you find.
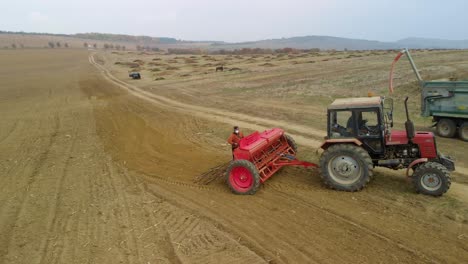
[227,132,244,149]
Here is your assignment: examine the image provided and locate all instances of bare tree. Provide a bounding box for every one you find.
[83,42,88,48]
[48,41,55,48]
[93,43,97,48]
[64,43,69,48]
[122,45,126,51]
[56,42,61,48]
[11,43,17,49]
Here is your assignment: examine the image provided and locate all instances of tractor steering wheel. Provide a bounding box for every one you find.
[361,123,379,135]
[359,119,373,135]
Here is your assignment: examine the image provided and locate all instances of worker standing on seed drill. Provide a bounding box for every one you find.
[227,126,244,151]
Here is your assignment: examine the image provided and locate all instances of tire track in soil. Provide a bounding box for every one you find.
[0,113,61,262]
[114,150,264,264]
[38,112,82,264]
[37,117,163,263]
[272,189,439,264]
[0,112,56,196]
[140,182,269,264]
[0,119,20,145]
[0,130,38,195]
[97,155,266,263]
[103,160,267,263]
[144,173,442,263]
[103,161,143,264]
[143,180,349,263]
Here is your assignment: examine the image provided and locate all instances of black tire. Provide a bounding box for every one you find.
[412,162,451,196]
[459,122,468,141]
[285,134,298,153]
[319,144,373,192]
[225,160,261,195]
[436,118,456,138]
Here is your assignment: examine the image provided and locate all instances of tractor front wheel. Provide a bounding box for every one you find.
[459,122,468,141]
[319,144,373,192]
[412,162,451,196]
[436,118,456,138]
[226,160,261,195]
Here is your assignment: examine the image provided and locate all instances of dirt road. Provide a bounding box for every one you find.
[1,49,467,264]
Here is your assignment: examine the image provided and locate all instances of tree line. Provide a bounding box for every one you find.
[47,41,70,48]
[166,47,322,55]
[82,42,127,50]
[3,42,70,49]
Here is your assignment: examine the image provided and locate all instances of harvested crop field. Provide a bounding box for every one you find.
[1,49,468,264]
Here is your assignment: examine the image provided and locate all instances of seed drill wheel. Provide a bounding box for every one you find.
[285,134,298,153]
[436,118,456,138]
[226,160,261,195]
[319,144,373,191]
[412,162,451,196]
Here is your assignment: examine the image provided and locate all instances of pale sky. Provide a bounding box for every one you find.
[2,0,468,42]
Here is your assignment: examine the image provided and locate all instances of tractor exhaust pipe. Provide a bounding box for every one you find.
[404,97,415,141]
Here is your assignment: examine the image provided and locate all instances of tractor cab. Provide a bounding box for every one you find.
[326,96,392,158]
[321,96,454,196]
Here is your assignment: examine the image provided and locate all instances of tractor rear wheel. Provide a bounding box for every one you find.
[319,144,373,192]
[436,118,456,138]
[285,134,298,153]
[412,162,451,196]
[459,122,468,141]
[226,160,261,195]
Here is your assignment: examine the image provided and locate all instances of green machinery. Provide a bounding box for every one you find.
[390,49,468,141]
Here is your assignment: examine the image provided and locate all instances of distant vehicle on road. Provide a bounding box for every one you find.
[129,72,141,79]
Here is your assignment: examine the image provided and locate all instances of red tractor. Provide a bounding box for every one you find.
[223,98,454,196]
[225,128,317,195]
[320,96,454,196]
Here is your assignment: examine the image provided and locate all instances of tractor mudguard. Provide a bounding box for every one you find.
[406,158,428,177]
[320,138,363,150]
[438,154,455,171]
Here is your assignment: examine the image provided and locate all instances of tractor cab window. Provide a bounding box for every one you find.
[330,110,353,138]
[358,110,380,136]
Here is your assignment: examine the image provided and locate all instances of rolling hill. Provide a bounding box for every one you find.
[1,30,468,51]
